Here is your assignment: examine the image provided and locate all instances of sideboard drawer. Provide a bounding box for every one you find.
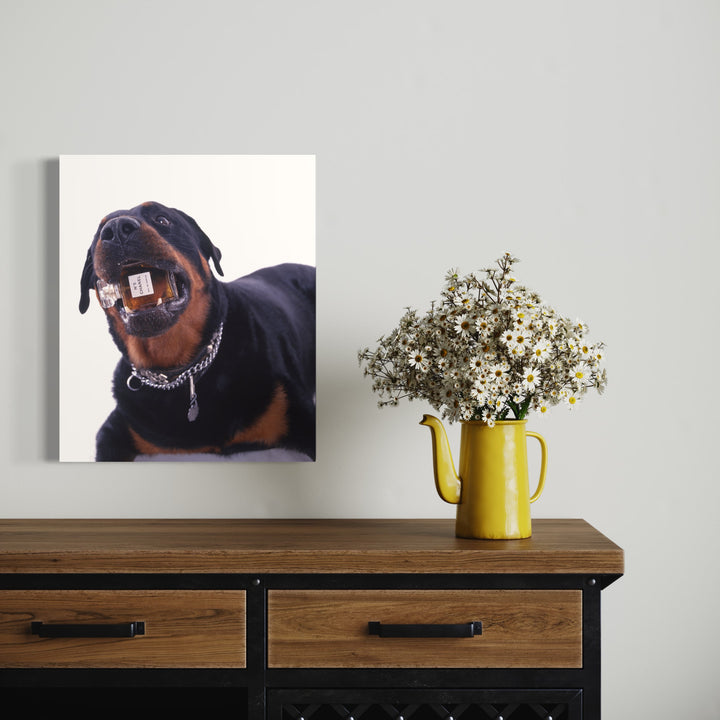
[268,589,581,669]
[0,590,245,668]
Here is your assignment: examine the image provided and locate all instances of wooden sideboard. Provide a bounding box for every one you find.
[0,519,623,719]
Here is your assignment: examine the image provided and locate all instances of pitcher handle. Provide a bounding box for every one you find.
[526,431,548,503]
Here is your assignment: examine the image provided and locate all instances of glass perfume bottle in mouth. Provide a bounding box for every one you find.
[96,264,179,313]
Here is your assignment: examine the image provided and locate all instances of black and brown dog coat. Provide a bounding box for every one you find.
[79,201,315,461]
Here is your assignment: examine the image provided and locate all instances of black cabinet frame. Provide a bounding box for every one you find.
[0,571,620,719]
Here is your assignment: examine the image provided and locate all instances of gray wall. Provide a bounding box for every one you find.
[2,2,719,716]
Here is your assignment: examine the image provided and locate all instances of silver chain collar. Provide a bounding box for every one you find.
[126,323,224,422]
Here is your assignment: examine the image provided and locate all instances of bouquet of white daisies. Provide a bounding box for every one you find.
[358,253,607,425]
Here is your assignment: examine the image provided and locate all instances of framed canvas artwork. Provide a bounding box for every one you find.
[59,155,315,462]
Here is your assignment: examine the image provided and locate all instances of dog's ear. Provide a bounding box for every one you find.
[80,219,106,314]
[180,211,224,277]
[200,231,224,277]
[79,247,95,314]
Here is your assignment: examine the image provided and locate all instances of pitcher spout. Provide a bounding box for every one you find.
[419,414,461,504]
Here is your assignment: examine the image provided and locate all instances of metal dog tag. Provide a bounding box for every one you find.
[187,375,199,422]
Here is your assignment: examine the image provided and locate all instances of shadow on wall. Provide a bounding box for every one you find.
[45,158,60,461]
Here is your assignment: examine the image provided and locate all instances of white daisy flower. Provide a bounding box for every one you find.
[561,389,580,408]
[575,318,589,334]
[578,341,593,358]
[476,316,493,337]
[469,381,488,403]
[453,292,473,309]
[407,349,429,372]
[444,268,461,291]
[509,332,530,356]
[521,367,540,392]
[488,361,509,381]
[454,314,474,337]
[531,340,551,361]
[571,364,588,386]
[396,333,413,350]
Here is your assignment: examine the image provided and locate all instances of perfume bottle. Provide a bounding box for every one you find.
[96,264,179,312]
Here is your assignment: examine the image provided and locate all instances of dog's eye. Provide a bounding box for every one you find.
[155,215,170,226]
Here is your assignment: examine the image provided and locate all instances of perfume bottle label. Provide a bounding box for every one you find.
[128,271,154,298]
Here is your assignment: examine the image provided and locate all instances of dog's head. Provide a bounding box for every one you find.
[80,202,224,367]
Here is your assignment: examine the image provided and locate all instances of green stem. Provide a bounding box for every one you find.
[519,395,533,419]
[507,395,533,420]
[506,398,520,419]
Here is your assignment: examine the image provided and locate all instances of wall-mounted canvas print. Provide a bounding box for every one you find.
[59,155,316,462]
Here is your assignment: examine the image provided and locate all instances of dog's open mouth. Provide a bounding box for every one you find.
[96,262,190,336]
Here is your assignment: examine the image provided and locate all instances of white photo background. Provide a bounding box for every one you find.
[59,155,315,462]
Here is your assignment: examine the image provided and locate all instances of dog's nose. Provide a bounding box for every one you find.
[100,216,140,246]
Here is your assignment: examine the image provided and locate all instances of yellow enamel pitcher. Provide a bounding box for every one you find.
[420,415,548,539]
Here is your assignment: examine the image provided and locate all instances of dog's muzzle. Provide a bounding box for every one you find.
[93,215,189,330]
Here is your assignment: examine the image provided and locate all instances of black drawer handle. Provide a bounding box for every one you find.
[368,621,482,638]
[30,621,146,638]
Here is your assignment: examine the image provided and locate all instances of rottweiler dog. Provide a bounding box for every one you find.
[79,201,315,461]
